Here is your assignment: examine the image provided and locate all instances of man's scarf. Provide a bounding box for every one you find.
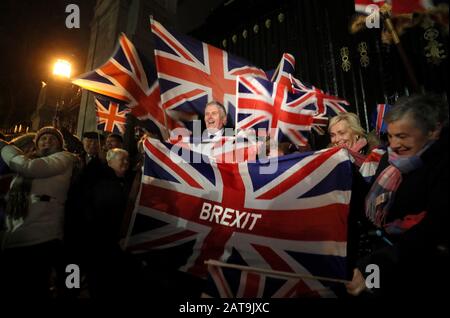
[365,143,432,229]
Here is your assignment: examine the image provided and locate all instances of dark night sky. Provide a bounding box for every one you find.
[0,0,95,129]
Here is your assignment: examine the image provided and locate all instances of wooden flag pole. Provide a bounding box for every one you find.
[205,259,351,284]
[384,16,420,93]
[149,15,170,142]
[161,105,171,141]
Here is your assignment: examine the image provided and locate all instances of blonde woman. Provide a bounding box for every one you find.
[328,112,367,152]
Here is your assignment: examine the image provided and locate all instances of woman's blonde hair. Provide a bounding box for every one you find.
[328,112,366,139]
[106,148,129,162]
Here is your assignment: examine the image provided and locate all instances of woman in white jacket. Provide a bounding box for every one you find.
[0,126,75,299]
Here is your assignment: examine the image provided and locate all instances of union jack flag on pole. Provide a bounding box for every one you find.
[124,137,353,297]
[72,33,184,137]
[269,53,296,90]
[151,18,267,128]
[95,98,129,134]
[268,56,347,136]
[237,75,315,146]
[290,75,349,118]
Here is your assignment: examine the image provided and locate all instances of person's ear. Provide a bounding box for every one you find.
[430,122,443,140]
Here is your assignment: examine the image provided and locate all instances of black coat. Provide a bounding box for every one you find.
[82,166,133,248]
[65,162,133,254]
[358,128,449,298]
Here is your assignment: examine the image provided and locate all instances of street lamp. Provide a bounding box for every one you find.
[53,59,71,79]
[52,59,72,124]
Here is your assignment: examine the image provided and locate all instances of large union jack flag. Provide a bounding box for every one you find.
[72,33,183,136]
[151,18,267,128]
[124,137,352,296]
[237,75,316,146]
[95,98,129,134]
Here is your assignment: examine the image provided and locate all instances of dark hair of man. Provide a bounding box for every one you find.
[108,133,123,143]
[385,93,449,134]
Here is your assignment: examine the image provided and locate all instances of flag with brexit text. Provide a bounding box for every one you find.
[124,137,353,296]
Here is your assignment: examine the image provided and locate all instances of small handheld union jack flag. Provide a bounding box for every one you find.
[267,56,347,136]
[371,103,392,136]
[269,53,296,91]
[95,97,129,134]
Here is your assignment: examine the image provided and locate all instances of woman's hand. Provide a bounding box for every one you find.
[0,139,9,150]
[346,268,367,296]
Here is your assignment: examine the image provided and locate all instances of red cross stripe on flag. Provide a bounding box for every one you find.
[124,138,352,297]
[237,75,315,146]
[151,18,267,127]
[290,75,349,116]
[359,147,386,183]
[266,57,345,136]
[95,98,129,134]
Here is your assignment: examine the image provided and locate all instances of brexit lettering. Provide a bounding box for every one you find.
[199,202,261,230]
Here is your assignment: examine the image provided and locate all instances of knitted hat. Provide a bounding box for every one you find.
[35,126,64,149]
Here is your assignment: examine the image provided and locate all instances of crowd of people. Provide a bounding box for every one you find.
[0,93,448,299]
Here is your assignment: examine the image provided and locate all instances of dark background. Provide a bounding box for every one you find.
[191,0,449,130]
[1,0,448,132]
[0,0,94,129]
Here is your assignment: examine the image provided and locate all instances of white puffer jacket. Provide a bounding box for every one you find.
[1,145,75,248]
